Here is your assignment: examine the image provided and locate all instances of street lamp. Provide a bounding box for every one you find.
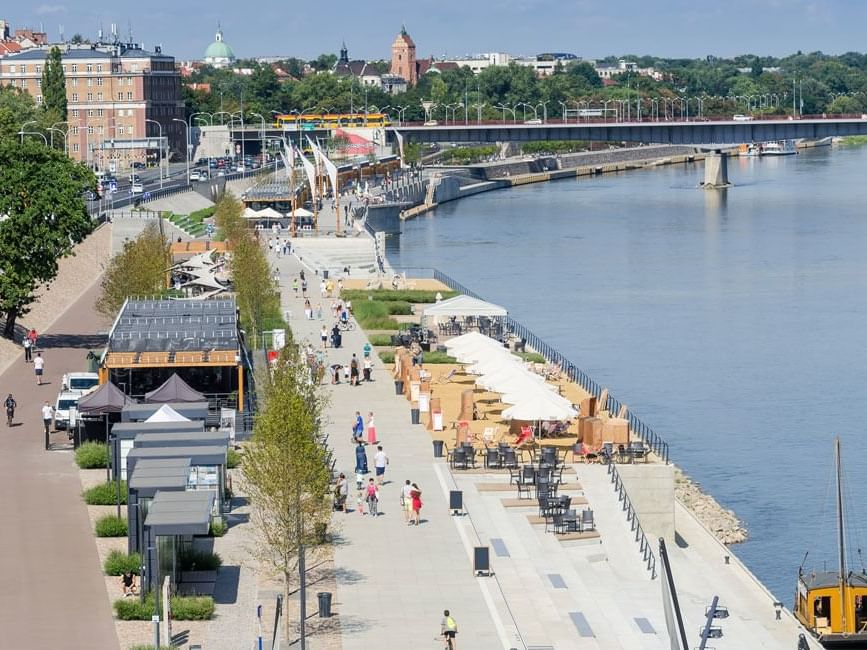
[494,103,514,124]
[144,119,164,189]
[17,130,48,145]
[230,111,245,162]
[172,118,190,185]
[46,127,67,153]
[557,101,567,124]
[250,112,266,161]
[214,111,231,126]
[536,101,549,123]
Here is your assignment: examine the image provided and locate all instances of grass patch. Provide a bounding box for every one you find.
[84,481,127,505]
[517,351,547,363]
[103,550,141,575]
[361,316,401,330]
[115,594,215,621]
[377,351,395,363]
[75,441,108,469]
[95,515,128,537]
[226,447,241,469]
[343,289,457,304]
[420,351,457,364]
[368,334,396,346]
[178,548,222,571]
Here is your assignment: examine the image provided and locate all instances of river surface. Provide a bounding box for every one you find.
[386,145,867,603]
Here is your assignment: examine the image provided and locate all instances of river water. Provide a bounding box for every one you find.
[386,145,867,603]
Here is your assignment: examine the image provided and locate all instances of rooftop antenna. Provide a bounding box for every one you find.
[58,24,64,42]
[98,22,103,41]
[111,23,117,42]
[127,20,132,44]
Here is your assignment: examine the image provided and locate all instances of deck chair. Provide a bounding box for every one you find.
[482,426,497,445]
[438,369,457,384]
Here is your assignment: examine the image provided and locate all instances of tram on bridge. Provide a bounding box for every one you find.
[274,112,391,130]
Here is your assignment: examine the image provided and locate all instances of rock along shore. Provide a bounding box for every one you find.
[675,467,748,545]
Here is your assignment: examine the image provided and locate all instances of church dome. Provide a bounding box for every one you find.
[204,28,235,64]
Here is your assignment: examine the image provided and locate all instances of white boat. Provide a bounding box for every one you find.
[746,140,798,156]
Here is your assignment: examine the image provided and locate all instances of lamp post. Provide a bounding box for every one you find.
[17,130,47,145]
[46,127,67,152]
[558,100,567,124]
[494,103,513,124]
[536,101,549,123]
[172,118,190,185]
[251,112,266,162]
[395,105,408,126]
[20,120,40,144]
[214,111,231,126]
[144,119,164,188]
[51,120,69,153]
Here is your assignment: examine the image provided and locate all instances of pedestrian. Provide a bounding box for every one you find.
[441,610,458,649]
[352,411,364,443]
[374,445,388,486]
[41,401,54,436]
[335,473,348,512]
[304,299,312,320]
[363,342,372,359]
[283,239,290,256]
[367,411,378,444]
[363,356,373,382]
[320,279,327,297]
[366,478,379,517]
[320,325,328,349]
[401,480,413,522]
[33,352,44,385]
[315,303,323,320]
[331,364,342,385]
[410,483,423,526]
[292,278,299,295]
[27,329,37,349]
[301,278,308,297]
[22,336,32,362]
[350,354,360,386]
[355,441,368,476]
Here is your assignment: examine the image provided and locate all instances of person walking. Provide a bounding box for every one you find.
[401,480,413,522]
[27,328,38,349]
[365,478,379,517]
[352,411,364,443]
[292,278,299,295]
[410,483,422,526]
[5,393,16,427]
[320,325,328,349]
[354,441,368,478]
[22,336,32,363]
[349,355,360,386]
[374,445,389,486]
[441,610,458,649]
[363,356,373,382]
[335,473,349,512]
[366,411,378,445]
[41,401,54,437]
[33,352,45,385]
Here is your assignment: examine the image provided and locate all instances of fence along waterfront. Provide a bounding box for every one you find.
[423,268,670,464]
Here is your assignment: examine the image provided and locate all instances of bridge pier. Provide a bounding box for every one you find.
[701,150,731,189]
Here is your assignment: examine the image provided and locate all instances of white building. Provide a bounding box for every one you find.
[447,52,579,77]
[594,59,663,81]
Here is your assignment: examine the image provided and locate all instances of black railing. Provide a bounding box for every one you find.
[427,268,670,463]
[608,462,657,579]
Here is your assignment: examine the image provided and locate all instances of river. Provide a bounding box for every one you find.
[386,145,867,603]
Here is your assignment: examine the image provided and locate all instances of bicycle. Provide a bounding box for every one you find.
[337,319,355,331]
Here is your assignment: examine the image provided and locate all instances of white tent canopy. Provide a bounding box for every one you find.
[445,332,505,353]
[477,372,552,395]
[242,207,260,220]
[257,207,283,220]
[144,404,192,423]
[292,207,315,217]
[501,393,577,421]
[423,295,507,318]
[465,353,523,375]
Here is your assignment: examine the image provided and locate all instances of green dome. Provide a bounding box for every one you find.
[205,40,234,60]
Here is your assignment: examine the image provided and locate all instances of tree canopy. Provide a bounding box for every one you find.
[0,139,94,337]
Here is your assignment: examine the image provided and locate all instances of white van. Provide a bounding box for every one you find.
[732,114,754,121]
[62,372,99,394]
[54,391,81,430]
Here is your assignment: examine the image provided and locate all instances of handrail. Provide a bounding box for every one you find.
[427,268,670,463]
[608,462,657,579]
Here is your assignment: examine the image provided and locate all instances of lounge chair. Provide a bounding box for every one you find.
[438,369,457,384]
[580,509,595,532]
[482,426,497,445]
[502,448,519,470]
[451,447,468,470]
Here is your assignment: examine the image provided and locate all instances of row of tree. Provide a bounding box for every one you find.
[183,50,867,123]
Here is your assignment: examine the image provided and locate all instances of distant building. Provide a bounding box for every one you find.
[594,59,662,81]
[0,40,184,170]
[390,26,417,86]
[203,26,235,69]
[380,73,407,94]
[0,19,46,56]
[446,51,578,77]
[333,42,405,94]
[416,56,459,76]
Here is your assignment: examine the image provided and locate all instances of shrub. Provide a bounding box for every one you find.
[95,515,128,537]
[178,548,222,571]
[226,447,241,469]
[368,334,396,346]
[75,441,108,469]
[518,351,547,363]
[420,351,457,364]
[114,594,215,621]
[84,481,127,505]
[209,518,228,537]
[378,351,395,363]
[360,316,400,330]
[384,301,412,315]
[342,289,457,304]
[103,550,140,575]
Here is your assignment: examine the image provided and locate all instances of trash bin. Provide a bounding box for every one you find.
[394,379,404,395]
[411,408,420,425]
[322,269,329,279]
[432,439,444,458]
[317,592,332,618]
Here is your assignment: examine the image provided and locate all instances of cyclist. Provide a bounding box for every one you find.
[5,393,16,427]
[441,609,458,649]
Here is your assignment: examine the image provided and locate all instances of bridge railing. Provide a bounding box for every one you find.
[608,461,657,579]
[414,267,670,464]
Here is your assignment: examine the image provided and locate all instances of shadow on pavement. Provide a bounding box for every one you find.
[38,333,108,350]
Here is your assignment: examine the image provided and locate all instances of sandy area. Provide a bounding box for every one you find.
[342,278,451,292]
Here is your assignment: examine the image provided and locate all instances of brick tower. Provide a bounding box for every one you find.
[390,25,417,86]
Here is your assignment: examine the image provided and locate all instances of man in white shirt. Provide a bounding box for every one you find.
[41,401,54,436]
[374,445,389,486]
[400,479,413,522]
[33,352,45,385]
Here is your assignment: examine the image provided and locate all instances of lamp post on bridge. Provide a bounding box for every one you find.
[558,100,568,124]
[171,118,190,186]
[494,103,514,124]
[536,101,549,124]
[144,118,164,189]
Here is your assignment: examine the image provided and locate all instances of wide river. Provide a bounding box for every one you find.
[386,145,867,603]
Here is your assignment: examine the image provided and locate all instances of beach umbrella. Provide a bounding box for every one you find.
[444,332,504,353]
[501,392,577,421]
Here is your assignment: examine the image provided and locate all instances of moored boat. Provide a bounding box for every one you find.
[746,139,799,156]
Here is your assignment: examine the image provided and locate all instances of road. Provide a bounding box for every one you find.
[0,282,119,649]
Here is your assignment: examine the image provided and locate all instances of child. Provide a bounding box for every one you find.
[356,490,365,515]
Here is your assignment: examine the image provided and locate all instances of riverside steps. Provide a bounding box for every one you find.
[273,241,820,649]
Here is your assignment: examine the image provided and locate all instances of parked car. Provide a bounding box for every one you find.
[82,188,100,201]
[131,182,144,194]
[61,372,99,394]
[189,170,202,182]
[54,391,81,430]
[732,114,754,121]
[131,161,146,169]
[128,173,142,183]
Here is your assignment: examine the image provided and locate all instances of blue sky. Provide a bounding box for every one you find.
[8,0,867,61]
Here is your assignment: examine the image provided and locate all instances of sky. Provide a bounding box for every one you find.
[7,0,867,61]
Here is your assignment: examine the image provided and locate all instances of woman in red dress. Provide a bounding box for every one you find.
[410,483,422,526]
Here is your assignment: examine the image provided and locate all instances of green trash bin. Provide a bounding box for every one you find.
[85,351,99,373]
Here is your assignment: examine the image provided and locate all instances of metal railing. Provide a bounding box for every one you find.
[608,461,657,579]
[427,268,670,463]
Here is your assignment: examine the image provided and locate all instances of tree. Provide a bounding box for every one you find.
[95,222,169,319]
[567,62,603,89]
[0,86,39,143]
[0,140,93,338]
[241,342,331,639]
[309,53,337,72]
[41,46,67,121]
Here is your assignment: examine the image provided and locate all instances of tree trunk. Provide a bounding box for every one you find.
[3,307,17,340]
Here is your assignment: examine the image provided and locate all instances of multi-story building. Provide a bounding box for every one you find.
[0,40,184,171]
[390,26,417,86]
[447,51,579,77]
[594,59,663,82]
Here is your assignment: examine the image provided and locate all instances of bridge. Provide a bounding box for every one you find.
[388,117,867,145]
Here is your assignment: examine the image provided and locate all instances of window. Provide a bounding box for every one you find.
[72,93,78,102]
[62,65,66,72]
[96,63,102,72]
[97,77,103,86]
[71,126,79,135]
[8,65,15,73]
[96,109,103,117]
[20,64,25,73]
[87,78,92,86]
[35,65,41,73]
[97,92,103,101]
[98,126,104,135]
[86,64,92,72]
[36,95,42,104]
[71,77,77,86]
[71,64,77,73]
[87,125,94,135]
[86,93,93,101]
[125,76,131,85]
[36,79,41,87]
[127,91,132,100]
[20,80,26,89]
[72,143,79,152]
[117,92,123,100]
[87,109,94,117]
[72,109,79,118]
[118,125,125,135]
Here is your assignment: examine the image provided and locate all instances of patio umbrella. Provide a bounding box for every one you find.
[462,350,523,374]
[501,392,577,421]
[477,372,552,395]
[444,331,505,353]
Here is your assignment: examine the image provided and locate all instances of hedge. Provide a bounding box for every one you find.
[368,334,395,346]
[178,549,222,571]
[103,550,141,576]
[342,289,457,304]
[75,441,108,469]
[517,351,547,363]
[114,594,215,621]
[95,515,128,537]
[209,518,228,537]
[226,447,241,469]
[377,350,456,365]
[84,481,127,505]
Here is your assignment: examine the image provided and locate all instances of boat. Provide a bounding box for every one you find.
[794,438,867,648]
[746,140,799,156]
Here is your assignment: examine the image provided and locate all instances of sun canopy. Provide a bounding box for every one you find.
[501,393,577,421]
[292,207,314,217]
[242,207,260,219]
[77,381,136,415]
[445,332,505,353]
[257,207,283,219]
[144,404,192,423]
[144,373,206,404]
[477,371,551,394]
[422,295,507,318]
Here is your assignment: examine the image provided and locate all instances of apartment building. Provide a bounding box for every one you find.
[0,41,184,170]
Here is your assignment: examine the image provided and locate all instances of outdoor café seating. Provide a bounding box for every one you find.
[484,446,503,469]
[451,447,469,470]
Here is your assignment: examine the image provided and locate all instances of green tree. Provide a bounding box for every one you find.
[241,342,331,638]
[0,86,39,143]
[41,46,67,121]
[566,62,603,89]
[0,140,93,338]
[310,53,337,72]
[95,222,169,319]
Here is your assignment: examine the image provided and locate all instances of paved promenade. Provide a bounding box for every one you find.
[275,252,508,649]
[0,281,119,649]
